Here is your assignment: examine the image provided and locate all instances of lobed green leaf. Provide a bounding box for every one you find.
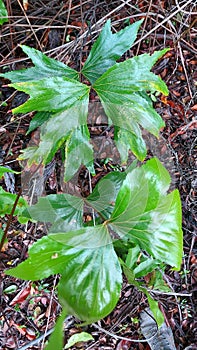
[19,100,89,166]
[10,77,90,114]
[82,19,143,84]
[109,158,183,269]
[0,45,78,82]
[93,50,168,161]
[93,49,169,96]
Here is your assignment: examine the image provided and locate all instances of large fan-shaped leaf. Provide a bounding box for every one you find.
[0,45,78,82]
[109,158,183,269]
[56,225,122,322]
[7,225,122,323]
[10,76,90,114]
[82,19,143,84]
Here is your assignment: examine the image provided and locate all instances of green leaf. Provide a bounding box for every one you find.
[122,261,164,327]
[26,111,52,134]
[64,332,94,349]
[23,193,84,232]
[7,225,122,323]
[82,19,143,84]
[19,100,89,166]
[86,170,126,219]
[45,309,67,350]
[6,236,80,280]
[125,246,141,270]
[10,77,90,114]
[98,94,163,161]
[0,0,8,25]
[133,257,161,278]
[0,187,27,217]
[149,270,171,292]
[0,45,78,82]
[114,124,147,162]
[109,158,183,269]
[64,125,95,182]
[94,49,169,96]
[0,166,19,179]
[93,51,168,161]
[57,225,122,322]
[146,295,164,327]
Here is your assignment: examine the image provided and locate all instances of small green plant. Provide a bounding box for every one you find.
[1,20,183,349]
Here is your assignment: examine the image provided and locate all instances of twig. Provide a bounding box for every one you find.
[16,0,42,51]
[41,275,58,350]
[0,188,22,251]
[92,320,158,343]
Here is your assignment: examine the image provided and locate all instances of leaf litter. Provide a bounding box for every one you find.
[0,0,196,349]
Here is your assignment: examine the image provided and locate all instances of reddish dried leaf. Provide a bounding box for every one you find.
[26,328,36,341]
[10,283,32,306]
[13,323,26,335]
[191,104,197,111]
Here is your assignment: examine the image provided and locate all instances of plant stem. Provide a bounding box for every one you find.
[0,188,22,251]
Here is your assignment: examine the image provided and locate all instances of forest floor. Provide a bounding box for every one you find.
[0,1,196,349]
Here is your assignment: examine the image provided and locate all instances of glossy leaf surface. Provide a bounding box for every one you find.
[26,111,52,134]
[7,225,122,323]
[19,101,89,166]
[6,236,81,280]
[0,45,78,82]
[94,50,169,96]
[10,77,90,114]
[82,19,143,84]
[114,125,147,162]
[86,170,126,219]
[109,158,183,269]
[23,193,84,232]
[57,225,122,322]
[64,125,95,182]
[93,50,168,161]
[0,0,8,25]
